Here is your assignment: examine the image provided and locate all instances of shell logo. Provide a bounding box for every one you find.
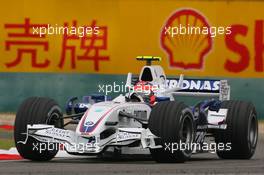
[161,9,213,70]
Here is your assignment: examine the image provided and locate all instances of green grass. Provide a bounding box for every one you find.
[0,128,14,150]
[0,139,14,150]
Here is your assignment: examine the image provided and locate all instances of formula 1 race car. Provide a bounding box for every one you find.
[14,56,258,162]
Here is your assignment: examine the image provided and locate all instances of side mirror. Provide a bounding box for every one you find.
[178,74,184,89]
[162,74,184,94]
[126,72,132,88]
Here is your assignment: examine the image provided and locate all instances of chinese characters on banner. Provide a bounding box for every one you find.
[3,18,109,71]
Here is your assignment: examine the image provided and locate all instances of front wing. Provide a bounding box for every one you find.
[17,124,158,154]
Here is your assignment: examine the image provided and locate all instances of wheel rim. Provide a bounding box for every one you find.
[248,112,258,149]
[181,117,192,143]
[45,109,62,155]
[46,108,63,128]
[180,114,193,154]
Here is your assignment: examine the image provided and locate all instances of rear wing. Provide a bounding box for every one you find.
[136,56,161,66]
[166,78,230,101]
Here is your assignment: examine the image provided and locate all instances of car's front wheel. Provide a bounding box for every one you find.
[148,101,194,163]
[14,97,63,161]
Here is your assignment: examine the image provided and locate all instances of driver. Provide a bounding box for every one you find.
[129,81,157,106]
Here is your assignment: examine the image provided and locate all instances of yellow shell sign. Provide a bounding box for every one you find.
[0,0,264,78]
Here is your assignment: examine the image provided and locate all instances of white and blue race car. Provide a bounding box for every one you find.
[14,56,258,162]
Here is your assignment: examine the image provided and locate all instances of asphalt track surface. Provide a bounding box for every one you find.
[0,134,264,175]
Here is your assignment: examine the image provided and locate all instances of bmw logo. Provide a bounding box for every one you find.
[84,121,94,127]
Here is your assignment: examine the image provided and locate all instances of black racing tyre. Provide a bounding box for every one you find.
[148,101,194,163]
[215,100,258,159]
[14,97,64,161]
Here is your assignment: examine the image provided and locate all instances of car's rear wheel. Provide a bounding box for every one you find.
[14,97,63,161]
[215,100,258,159]
[148,101,194,163]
